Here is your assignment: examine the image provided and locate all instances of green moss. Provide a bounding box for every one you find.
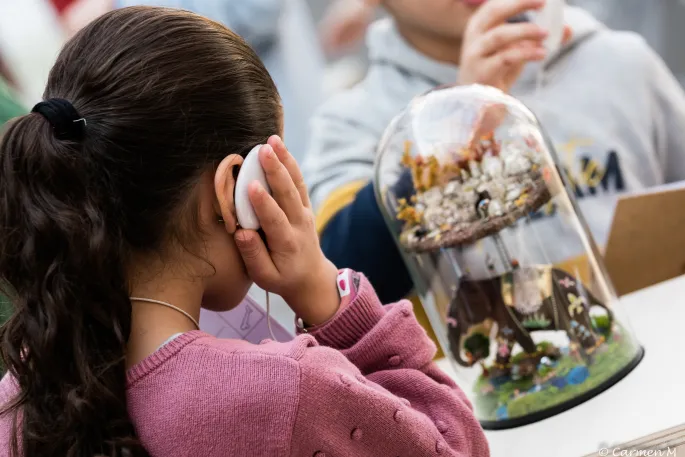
[510,341,553,364]
[474,331,639,422]
[537,365,553,377]
[475,393,499,420]
[536,341,553,352]
[464,333,490,359]
[592,315,612,335]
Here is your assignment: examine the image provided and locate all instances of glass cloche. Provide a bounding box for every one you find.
[374,84,643,429]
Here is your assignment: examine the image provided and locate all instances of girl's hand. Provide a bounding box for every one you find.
[459,0,557,92]
[234,137,340,326]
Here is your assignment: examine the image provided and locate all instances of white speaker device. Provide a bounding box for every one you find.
[234,145,272,230]
[532,0,565,56]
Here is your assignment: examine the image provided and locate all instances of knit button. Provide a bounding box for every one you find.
[401,307,412,317]
[351,428,363,441]
[436,420,449,433]
[313,452,327,457]
[393,409,403,422]
[436,439,445,454]
[259,339,271,345]
[339,374,352,387]
[401,398,411,407]
[355,374,366,384]
[388,355,402,367]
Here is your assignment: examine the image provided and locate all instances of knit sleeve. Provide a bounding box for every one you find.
[289,274,489,457]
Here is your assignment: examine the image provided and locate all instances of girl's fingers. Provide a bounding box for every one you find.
[267,135,311,209]
[469,0,545,33]
[248,181,295,253]
[234,229,279,284]
[477,23,547,57]
[258,144,305,223]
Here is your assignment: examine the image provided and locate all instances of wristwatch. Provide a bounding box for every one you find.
[296,269,353,332]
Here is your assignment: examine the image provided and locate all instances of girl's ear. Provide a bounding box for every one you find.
[214,154,244,233]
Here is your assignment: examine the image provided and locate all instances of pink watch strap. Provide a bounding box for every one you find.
[336,269,359,306]
[297,269,359,332]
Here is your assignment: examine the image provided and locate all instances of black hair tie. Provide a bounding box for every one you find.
[31,98,86,141]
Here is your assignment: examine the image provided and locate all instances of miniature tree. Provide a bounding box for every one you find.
[591,315,612,336]
[464,333,491,362]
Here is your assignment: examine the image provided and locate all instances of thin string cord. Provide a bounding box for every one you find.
[130,294,278,342]
[535,65,544,97]
[129,297,200,330]
[265,290,278,342]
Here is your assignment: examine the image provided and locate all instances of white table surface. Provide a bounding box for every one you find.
[437,275,685,457]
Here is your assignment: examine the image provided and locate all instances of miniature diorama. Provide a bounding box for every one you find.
[374,84,643,429]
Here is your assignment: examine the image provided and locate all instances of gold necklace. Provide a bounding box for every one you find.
[129,297,200,330]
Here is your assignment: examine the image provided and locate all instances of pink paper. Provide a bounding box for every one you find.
[199,295,294,343]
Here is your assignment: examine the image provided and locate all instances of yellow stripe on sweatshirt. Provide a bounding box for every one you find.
[314,181,445,359]
[315,180,368,234]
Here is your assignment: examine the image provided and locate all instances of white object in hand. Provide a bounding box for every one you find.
[532,0,565,55]
[235,145,272,230]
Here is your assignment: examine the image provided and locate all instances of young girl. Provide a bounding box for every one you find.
[0,7,489,457]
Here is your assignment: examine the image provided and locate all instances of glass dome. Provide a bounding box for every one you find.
[374,84,643,429]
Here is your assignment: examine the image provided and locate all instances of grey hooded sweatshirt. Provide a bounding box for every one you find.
[569,0,685,88]
[303,6,685,303]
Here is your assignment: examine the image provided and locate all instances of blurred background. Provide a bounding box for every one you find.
[0,0,374,106]
[3,0,683,112]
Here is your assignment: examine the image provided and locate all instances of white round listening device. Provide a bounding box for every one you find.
[235,144,272,230]
[532,0,565,56]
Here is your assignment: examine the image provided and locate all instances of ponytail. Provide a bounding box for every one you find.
[0,113,146,456]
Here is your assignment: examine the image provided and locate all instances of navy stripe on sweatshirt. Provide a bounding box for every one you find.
[319,182,413,304]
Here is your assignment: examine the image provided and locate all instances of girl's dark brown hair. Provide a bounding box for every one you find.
[0,7,280,457]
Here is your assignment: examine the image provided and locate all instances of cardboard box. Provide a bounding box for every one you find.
[603,183,685,296]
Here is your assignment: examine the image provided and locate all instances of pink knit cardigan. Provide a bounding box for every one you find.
[0,273,489,456]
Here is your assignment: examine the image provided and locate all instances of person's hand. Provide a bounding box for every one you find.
[234,136,340,326]
[320,0,376,56]
[458,0,571,92]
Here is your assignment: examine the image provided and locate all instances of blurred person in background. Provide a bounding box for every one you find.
[317,0,378,94]
[1,0,325,162]
[319,0,376,56]
[568,0,685,89]
[303,0,685,316]
[0,78,24,126]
